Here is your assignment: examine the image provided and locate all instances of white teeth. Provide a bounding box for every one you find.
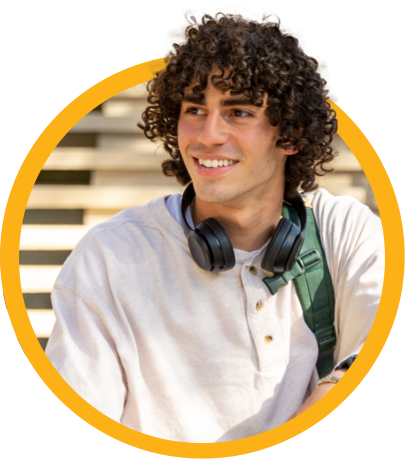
[198,158,235,168]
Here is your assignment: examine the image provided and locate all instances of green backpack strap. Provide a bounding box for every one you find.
[262,201,336,378]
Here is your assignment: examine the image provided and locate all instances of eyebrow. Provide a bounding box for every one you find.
[182,94,258,107]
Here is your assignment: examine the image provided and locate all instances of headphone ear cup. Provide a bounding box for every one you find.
[273,222,300,272]
[202,218,235,270]
[262,218,300,273]
[284,231,305,272]
[262,218,292,273]
[187,229,214,271]
[192,218,235,272]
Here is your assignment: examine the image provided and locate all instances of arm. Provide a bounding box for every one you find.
[46,284,128,421]
[288,193,384,421]
[287,369,346,421]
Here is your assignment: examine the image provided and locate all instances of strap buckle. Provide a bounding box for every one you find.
[316,326,336,352]
[263,250,321,295]
[297,249,321,271]
[262,262,304,295]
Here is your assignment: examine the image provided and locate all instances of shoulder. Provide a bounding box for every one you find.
[54,196,183,288]
[305,188,382,238]
[304,189,384,285]
[71,199,157,253]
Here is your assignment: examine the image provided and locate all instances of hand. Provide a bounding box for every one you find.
[287,369,346,421]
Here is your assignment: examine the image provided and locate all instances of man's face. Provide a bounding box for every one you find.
[177,75,294,207]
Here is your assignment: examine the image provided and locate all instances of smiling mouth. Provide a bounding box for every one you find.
[196,158,238,168]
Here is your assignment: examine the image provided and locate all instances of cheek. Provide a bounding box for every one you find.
[177,120,185,143]
[177,120,194,148]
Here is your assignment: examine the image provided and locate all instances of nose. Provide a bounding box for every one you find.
[196,110,229,147]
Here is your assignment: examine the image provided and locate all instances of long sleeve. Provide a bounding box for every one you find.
[313,190,384,366]
[46,285,127,422]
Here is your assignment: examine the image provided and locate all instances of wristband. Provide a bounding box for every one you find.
[316,375,340,388]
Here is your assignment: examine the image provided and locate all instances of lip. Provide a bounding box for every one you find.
[193,157,238,177]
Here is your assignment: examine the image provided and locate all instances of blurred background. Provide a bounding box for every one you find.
[19,83,379,350]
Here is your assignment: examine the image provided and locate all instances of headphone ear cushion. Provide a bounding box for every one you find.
[262,218,291,272]
[284,231,305,272]
[273,222,300,272]
[262,218,300,273]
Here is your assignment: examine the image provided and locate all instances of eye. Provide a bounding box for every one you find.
[233,109,251,117]
[185,107,205,115]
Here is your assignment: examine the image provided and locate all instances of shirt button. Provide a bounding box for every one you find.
[256,301,263,311]
[249,266,257,275]
[264,335,273,344]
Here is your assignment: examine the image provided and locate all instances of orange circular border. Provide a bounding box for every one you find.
[1,59,403,457]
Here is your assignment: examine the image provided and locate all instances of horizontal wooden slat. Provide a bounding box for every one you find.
[319,185,367,204]
[102,99,147,117]
[70,116,143,134]
[20,265,61,293]
[20,225,92,250]
[27,185,181,209]
[316,174,353,188]
[53,140,159,154]
[43,151,164,171]
[91,171,179,186]
[112,85,148,99]
[27,309,56,338]
[97,134,154,150]
[331,153,362,172]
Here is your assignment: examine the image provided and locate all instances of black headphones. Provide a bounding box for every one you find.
[181,183,307,273]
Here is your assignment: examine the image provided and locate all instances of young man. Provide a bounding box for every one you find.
[46,14,384,442]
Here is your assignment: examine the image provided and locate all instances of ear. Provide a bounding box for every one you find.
[284,146,299,156]
[283,128,302,156]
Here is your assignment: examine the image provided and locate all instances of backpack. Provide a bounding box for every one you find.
[262,198,336,378]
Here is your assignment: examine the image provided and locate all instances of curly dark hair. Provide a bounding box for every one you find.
[138,13,337,199]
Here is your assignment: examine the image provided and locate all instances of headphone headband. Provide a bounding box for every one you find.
[181,182,198,238]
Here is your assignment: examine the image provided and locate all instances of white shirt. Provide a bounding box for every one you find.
[46,188,384,442]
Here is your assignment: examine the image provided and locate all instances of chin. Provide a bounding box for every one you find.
[194,182,240,204]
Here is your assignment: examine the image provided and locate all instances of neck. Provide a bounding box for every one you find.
[192,187,284,252]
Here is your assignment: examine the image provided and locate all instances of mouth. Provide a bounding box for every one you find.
[193,157,239,177]
[196,158,238,168]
